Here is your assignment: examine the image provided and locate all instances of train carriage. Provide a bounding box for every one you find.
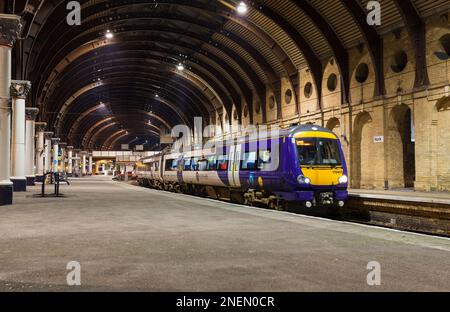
[137,125,348,210]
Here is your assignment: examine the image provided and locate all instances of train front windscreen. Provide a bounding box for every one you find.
[296,138,342,167]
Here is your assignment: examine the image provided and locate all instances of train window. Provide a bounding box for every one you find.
[207,156,217,170]
[258,150,272,170]
[165,159,175,171]
[296,138,341,166]
[155,162,160,171]
[198,160,208,171]
[217,155,228,171]
[191,158,199,171]
[172,159,179,170]
[241,151,257,171]
[183,159,192,171]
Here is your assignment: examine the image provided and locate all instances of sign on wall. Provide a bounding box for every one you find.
[373,136,384,143]
[121,144,129,150]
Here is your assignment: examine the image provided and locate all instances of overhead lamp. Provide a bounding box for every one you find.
[177,63,185,71]
[237,2,248,15]
[105,30,114,39]
[155,93,159,98]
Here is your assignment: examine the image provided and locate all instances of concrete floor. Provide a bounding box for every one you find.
[1,176,449,292]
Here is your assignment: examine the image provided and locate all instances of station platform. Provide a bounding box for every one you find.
[0,176,449,291]
[349,189,450,205]
[345,189,450,237]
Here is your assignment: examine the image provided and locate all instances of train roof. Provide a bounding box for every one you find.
[284,124,335,136]
[234,124,336,139]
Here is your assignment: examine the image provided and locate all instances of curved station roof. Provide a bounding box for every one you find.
[3,0,448,150]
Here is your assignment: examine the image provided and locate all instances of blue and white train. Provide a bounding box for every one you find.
[137,125,348,210]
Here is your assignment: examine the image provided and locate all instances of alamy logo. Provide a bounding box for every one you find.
[366,261,381,286]
[367,1,381,26]
[66,261,81,286]
[67,1,81,26]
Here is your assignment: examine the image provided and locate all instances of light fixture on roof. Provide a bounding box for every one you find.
[155,93,159,98]
[105,30,114,39]
[177,63,185,71]
[237,2,248,15]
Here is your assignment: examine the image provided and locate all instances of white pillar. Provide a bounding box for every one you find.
[59,143,67,174]
[74,150,80,177]
[0,14,21,205]
[88,154,93,175]
[35,122,47,182]
[10,81,32,191]
[52,138,60,173]
[81,152,87,176]
[44,132,53,174]
[25,107,39,186]
[67,146,73,176]
[102,163,107,176]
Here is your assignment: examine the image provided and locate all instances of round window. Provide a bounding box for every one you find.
[304,82,313,98]
[327,74,337,92]
[391,50,408,73]
[439,34,450,59]
[285,89,293,104]
[355,63,369,83]
[269,96,276,110]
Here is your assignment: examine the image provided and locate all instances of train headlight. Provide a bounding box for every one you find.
[338,175,348,184]
[297,175,311,184]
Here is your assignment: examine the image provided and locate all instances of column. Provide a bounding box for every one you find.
[88,153,93,175]
[102,163,106,176]
[52,138,60,173]
[74,150,80,177]
[124,164,128,182]
[67,146,74,177]
[44,132,53,174]
[59,143,67,174]
[35,122,47,182]
[25,107,39,186]
[10,81,32,191]
[0,14,21,205]
[81,151,87,176]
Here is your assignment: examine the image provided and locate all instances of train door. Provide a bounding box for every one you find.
[228,144,241,188]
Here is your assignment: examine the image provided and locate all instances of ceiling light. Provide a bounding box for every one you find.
[237,2,248,15]
[177,63,185,71]
[105,30,114,39]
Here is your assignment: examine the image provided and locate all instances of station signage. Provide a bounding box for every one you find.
[373,136,384,143]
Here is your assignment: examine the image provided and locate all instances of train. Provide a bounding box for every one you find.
[136,125,348,210]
